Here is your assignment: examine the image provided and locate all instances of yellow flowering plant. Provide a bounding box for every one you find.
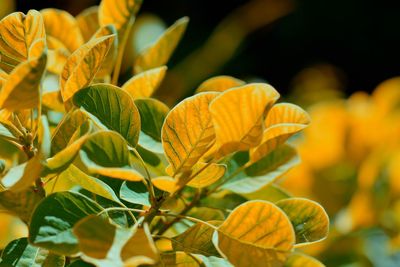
[0,1,328,266]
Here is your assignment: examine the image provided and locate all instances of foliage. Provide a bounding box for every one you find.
[0,1,328,266]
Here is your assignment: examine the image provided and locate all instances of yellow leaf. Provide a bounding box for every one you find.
[60,34,115,103]
[196,75,245,93]
[187,162,226,188]
[214,201,295,267]
[158,252,199,267]
[92,24,119,78]
[0,48,47,111]
[42,91,64,112]
[0,69,8,88]
[0,10,45,73]
[277,198,329,245]
[284,252,325,267]
[152,176,179,194]
[46,36,70,74]
[122,66,167,98]
[134,17,189,73]
[250,103,310,162]
[99,0,142,32]
[41,8,84,53]
[210,83,280,158]
[162,92,218,176]
[76,6,100,42]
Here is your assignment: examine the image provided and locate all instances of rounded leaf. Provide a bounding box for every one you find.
[196,75,245,93]
[122,66,167,98]
[99,0,142,31]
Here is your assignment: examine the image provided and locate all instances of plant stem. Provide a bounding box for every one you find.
[111,16,135,85]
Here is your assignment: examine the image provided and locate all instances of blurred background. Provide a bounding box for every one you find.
[2,0,400,266]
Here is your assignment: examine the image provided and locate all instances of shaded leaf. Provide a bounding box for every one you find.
[122,66,167,98]
[196,75,245,93]
[284,252,325,267]
[0,238,65,267]
[158,252,198,267]
[29,191,103,255]
[60,35,115,103]
[162,92,218,176]
[213,201,295,267]
[120,181,151,206]
[0,10,45,73]
[73,84,141,147]
[242,184,291,203]
[134,17,189,73]
[209,84,280,157]
[276,198,329,245]
[76,6,100,42]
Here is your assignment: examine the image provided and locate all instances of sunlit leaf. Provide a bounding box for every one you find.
[196,75,245,93]
[152,176,179,194]
[0,10,45,73]
[1,238,65,267]
[162,92,218,176]
[276,198,329,245]
[250,103,310,162]
[210,83,280,158]
[76,6,100,42]
[284,252,325,267]
[134,17,189,73]
[0,186,42,224]
[187,162,226,188]
[60,35,115,103]
[73,84,141,147]
[46,36,70,74]
[29,191,103,255]
[80,131,143,181]
[92,24,118,78]
[213,201,295,267]
[122,66,167,98]
[42,91,65,112]
[172,221,220,257]
[41,8,84,53]
[0,48,47,111]
[222,145,300,194]
[99,0,142,33]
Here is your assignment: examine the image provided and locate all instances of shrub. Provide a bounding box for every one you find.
[0,1,328,266]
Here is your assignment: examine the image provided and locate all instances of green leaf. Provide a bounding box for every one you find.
[29,191,103,255]
[172,222,220,257]
[0,238,65,267]
[134,17,189,73]
[0,186,42,224]
[135,98,169,142]
[120,181,151,206]
[80,131,144,181]
[73,84,141,147]
[213,201,295,267]
[241,184,291,203]
[222,145,300,194]
[276,198,329,245]
[284,252,325,267]
[68,259,95,267]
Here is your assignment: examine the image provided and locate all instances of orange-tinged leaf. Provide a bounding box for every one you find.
[60,35,115,103]
[46,36,70,74]
[196,75,245,93]
[284,252,325,267]
[152,176,179,194]
[134,17,189,73]
[0,10,45,73]
[162,92,218,176]
[76,6,100,42]
[209,83,280,157]
[187,162,226,188]
[122,66,167,98]
[41,8,84,53]
[250,103,310,162]
[99,0,142,32]
[214,201,295,267]
[0,49,47,111]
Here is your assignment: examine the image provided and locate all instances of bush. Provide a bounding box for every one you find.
[0,1,328,266]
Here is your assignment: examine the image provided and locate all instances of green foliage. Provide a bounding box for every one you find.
[0,1,327,266]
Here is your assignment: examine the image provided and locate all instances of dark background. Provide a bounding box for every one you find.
[16,0,400,95]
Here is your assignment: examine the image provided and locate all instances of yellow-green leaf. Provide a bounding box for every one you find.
[73,84,141,147]
[214,201,295,267]
[250,103,310,162]
[242,184,291,203]
[41,8,84,53]
[122,66,167,98]
[0,10,45,73]
[0,48,47,111]
[162,92,218,176]
[284,253,325,267]
[134,17,189,73]
[276,198,329,245]
[76,6,100,42]
[196,75,245,93]
[60,35,115,103]
[209,83,280,158]
[187,162,226,188]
